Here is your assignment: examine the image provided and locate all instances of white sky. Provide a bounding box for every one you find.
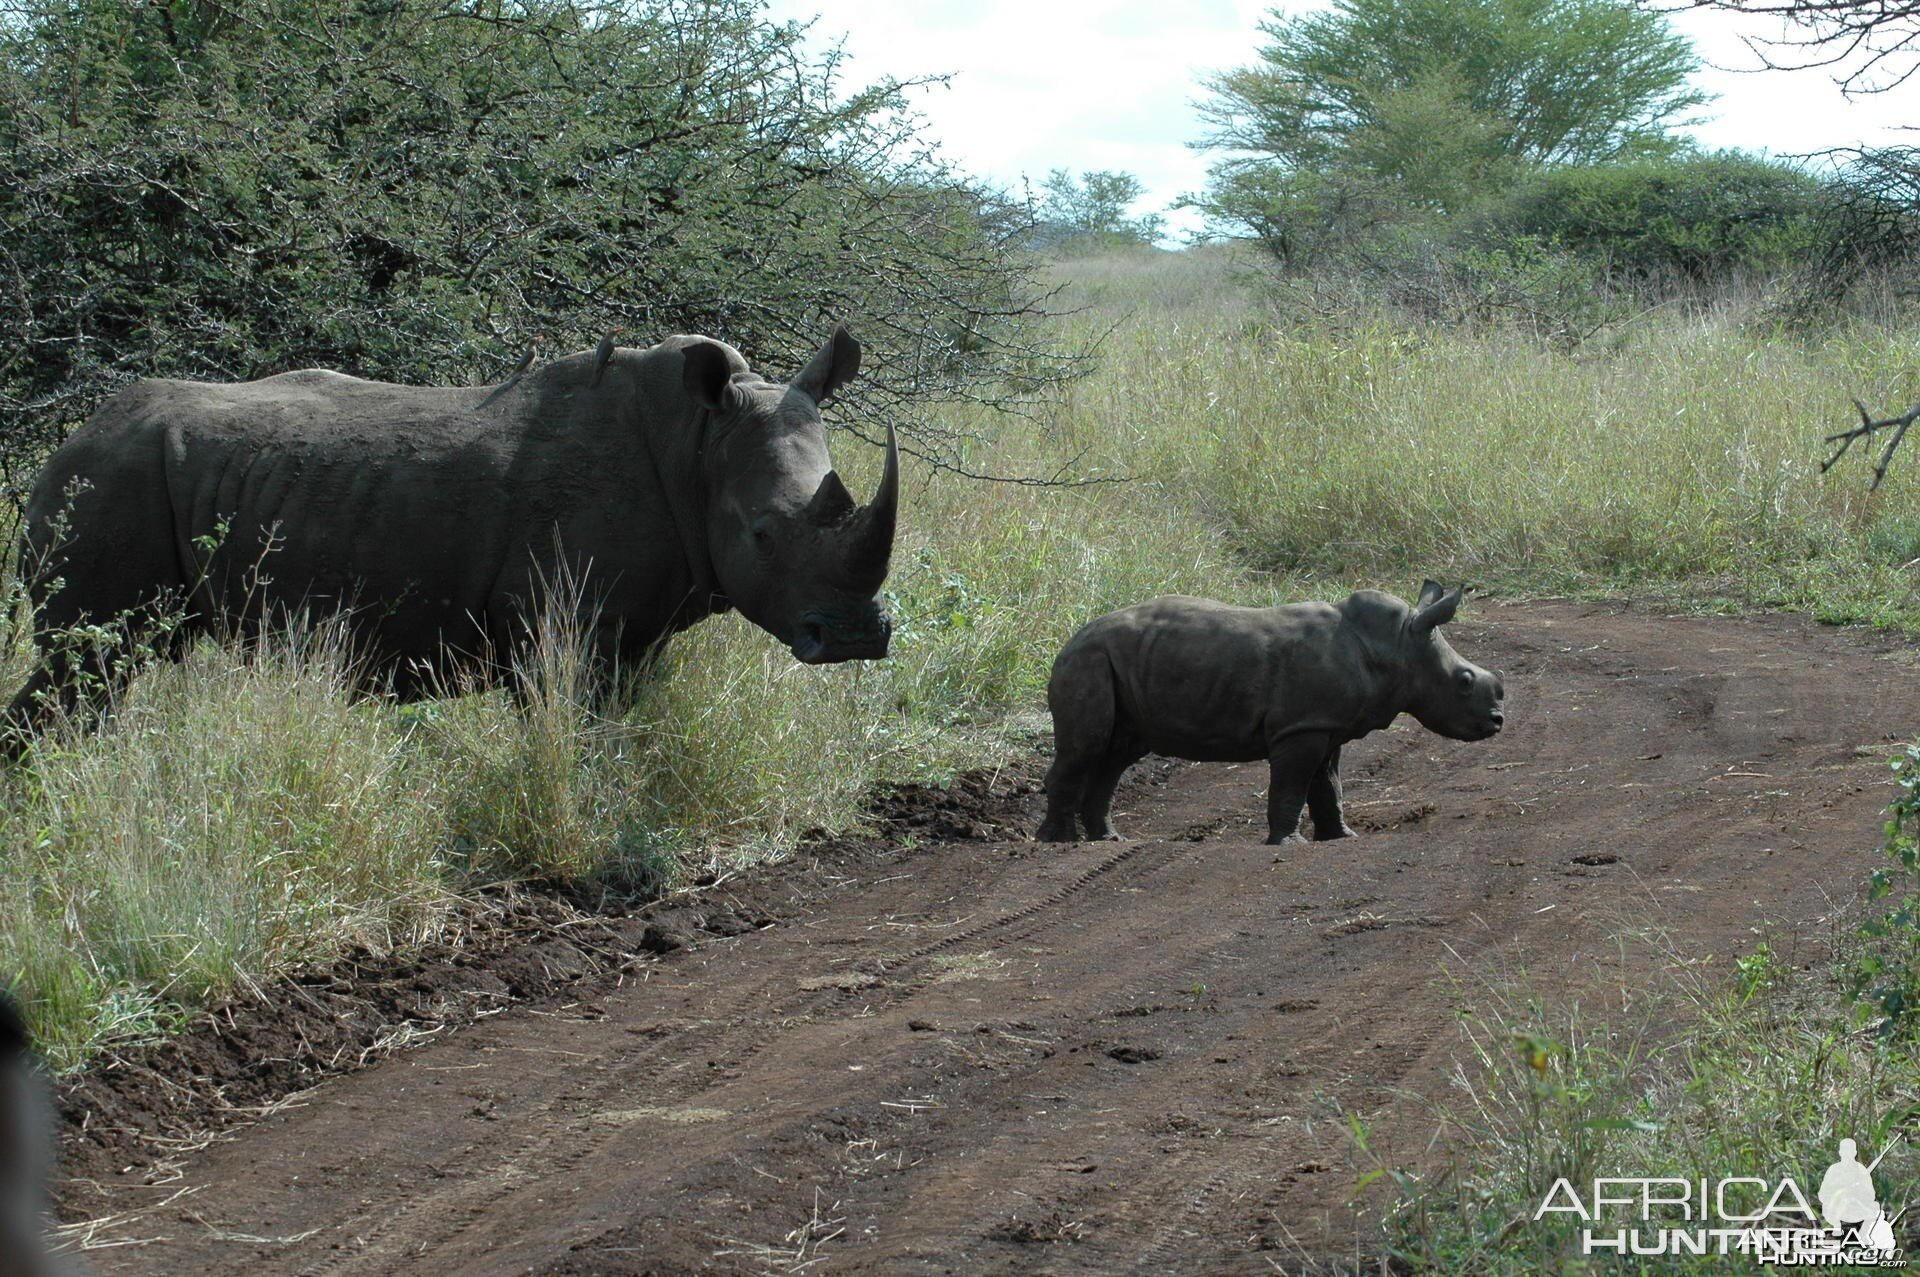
[761,0,1916,241]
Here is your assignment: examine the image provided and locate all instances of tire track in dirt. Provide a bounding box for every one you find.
[274,834,1208,1276]
[63,600,1920,1275]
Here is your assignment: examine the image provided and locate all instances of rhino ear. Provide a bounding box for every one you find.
[1411,585,1463,636]
[1415,579,1446,609]
[792,325,861,406]
[682,341,736,412]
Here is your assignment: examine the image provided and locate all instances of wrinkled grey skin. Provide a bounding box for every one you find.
[1039,581,1506,846]
[5,326,898,737]
[0,994,64,1277]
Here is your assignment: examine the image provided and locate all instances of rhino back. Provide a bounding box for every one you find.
[1073,595,1394,760]
[168,376,523,623]
[26,356,684,661]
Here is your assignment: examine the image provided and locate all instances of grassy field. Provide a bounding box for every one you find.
[3,250,1919,1147]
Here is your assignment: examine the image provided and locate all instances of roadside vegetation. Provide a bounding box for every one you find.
[2,1,1920,1268]
[1351,749,1920,1273]
[1352,930,1920,1271]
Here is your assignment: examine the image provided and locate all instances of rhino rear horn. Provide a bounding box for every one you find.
[793,325,861,406]
[806,470,857,526]
[847,421,898,585]
[1411,585,1463,635]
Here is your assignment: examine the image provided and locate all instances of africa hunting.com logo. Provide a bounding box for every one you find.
[1534,1138,1906,1264]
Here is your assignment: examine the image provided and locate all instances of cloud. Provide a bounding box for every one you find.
[765,0,1270,233]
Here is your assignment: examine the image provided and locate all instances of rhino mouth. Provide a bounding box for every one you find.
[792,613,891,664]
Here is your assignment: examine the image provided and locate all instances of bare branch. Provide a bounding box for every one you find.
[1822,396,1920,487]
[1680,0,1920,93]
[832,428,1131,488]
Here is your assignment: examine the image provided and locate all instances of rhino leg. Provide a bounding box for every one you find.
[3,608,187,757]
[0,667,65,760]
[1039,646,1118,842]
[1078,740,1146,841]
[1038,753,1088,842]
[1266,732,1331,845]
[1308,746,1358,840]
[5,488,199,754]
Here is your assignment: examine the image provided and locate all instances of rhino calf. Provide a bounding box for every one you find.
[1038,581,1505,845]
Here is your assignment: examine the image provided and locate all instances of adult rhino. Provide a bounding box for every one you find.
[5,326,897,738]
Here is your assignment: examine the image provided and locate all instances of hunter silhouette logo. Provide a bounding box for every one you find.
[1820,1139,1901,1254]
[1534,1135,1907,1262]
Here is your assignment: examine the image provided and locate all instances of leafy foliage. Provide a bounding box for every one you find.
[1192,0,1705,256]
[1503,150,1824,285]
[1850,744,1920,1034]
[0,0,1077,505]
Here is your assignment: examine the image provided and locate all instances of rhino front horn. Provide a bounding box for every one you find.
[849,421,899,585]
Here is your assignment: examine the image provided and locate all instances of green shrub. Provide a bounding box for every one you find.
[0,0,1073,501]
[1501,150,1823,286]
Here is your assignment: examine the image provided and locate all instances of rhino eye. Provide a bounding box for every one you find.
[750,521,774,556]
[1455,668,1474,693]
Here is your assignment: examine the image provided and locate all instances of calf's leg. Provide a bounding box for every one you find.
[1079,740,1146,841]
[1039,646,1116,842]
[1038,753,1088,842]
[1308,745,1357,840]
[1266,732,1332,845]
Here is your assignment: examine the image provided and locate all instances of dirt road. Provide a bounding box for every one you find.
[61,601,1920,1274]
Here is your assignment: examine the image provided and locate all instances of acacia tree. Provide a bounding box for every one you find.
[1031,169,1165,251]
[0,0,1080,507]
[1192,0,1706,257]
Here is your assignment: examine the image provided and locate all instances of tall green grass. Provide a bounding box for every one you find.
[0,623,446,1064]
[1055,297,1920,621]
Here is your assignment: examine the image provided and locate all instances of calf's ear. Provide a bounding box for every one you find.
[1411,585,1463,635]
[1415,579,1446,608]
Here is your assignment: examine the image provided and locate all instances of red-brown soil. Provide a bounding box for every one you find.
[51,600,1920,1274]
